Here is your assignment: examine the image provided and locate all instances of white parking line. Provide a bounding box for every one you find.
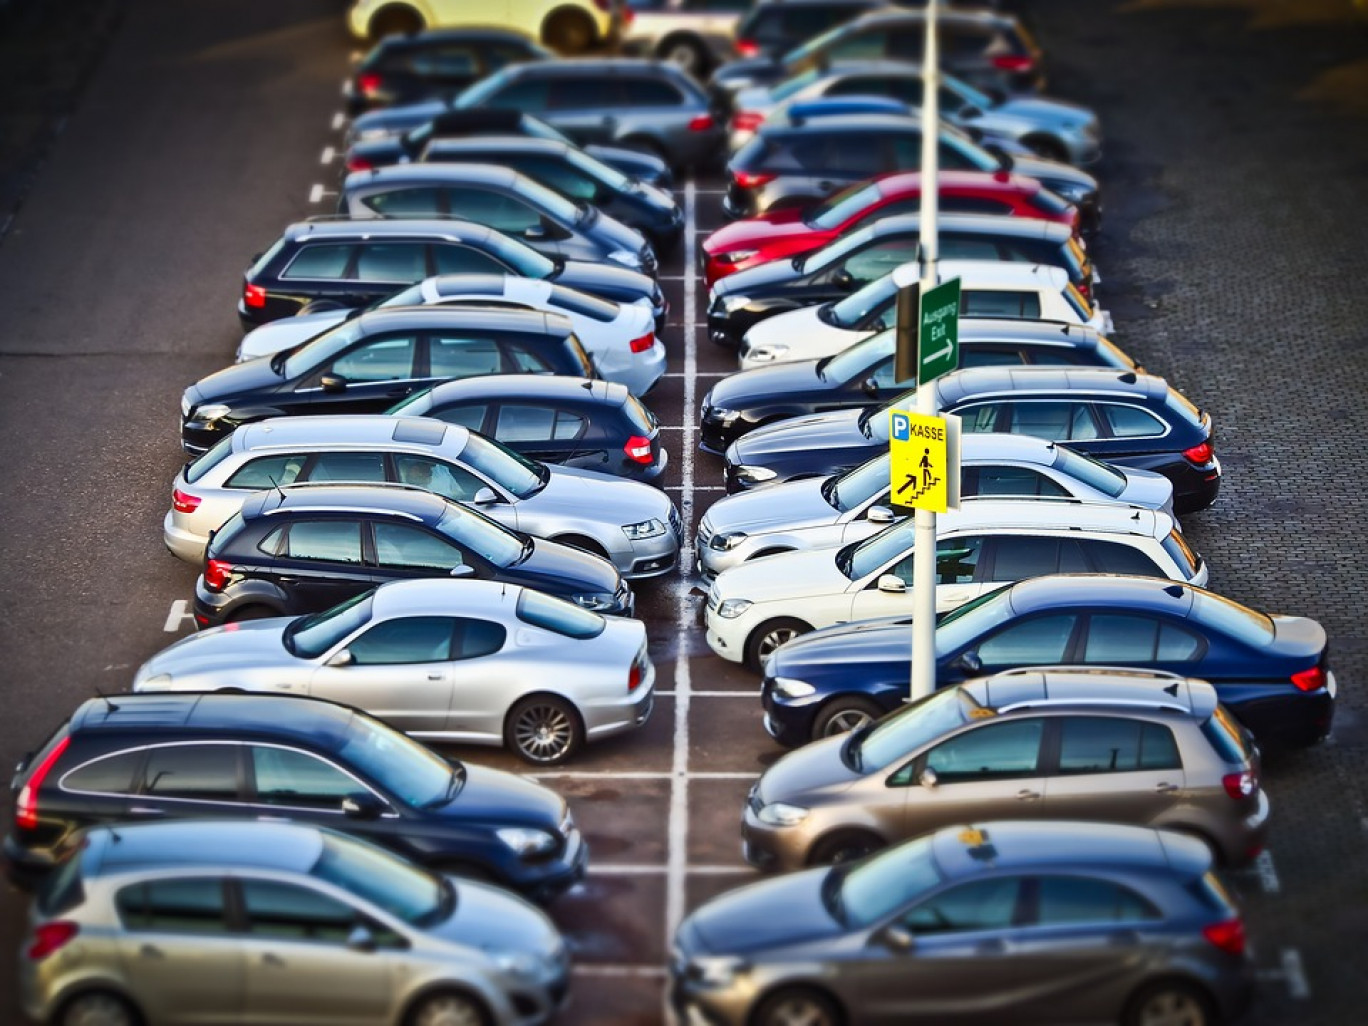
[163,600,194,632]
[1281,948,1310,999]
[308,184,338,204]
[573,965,668,978]
[664,484,727,492]
[339,80,349,97]
[1254,849,1281,894]
[523,767,757,782]
[658,689,761,697]
[320,146,336,165]
[662,371,727,379]
[330,111,346,131]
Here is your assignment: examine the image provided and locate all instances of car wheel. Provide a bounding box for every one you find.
[657,34,709,77]
[808,829,884,867]
[541,10,597,55]
[506,695,584,765]
[811,697,883,740]
[407,991,491,1026]
[744,617,810,673]
[59,992,140,1026]
[1022,134,1070,164]
[1123,979,1215,1026]
[368,4,423,39]
[226,604,276,623]
[752,986,843,1026]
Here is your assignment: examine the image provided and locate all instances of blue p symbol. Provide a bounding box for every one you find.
[892,413,910,441]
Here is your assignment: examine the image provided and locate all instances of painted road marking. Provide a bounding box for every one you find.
[573,965,668,978]
[320,146,336,165]
[163,600,194,632]
[308,184,338,204]
[330,111,346,131]
[1254,849,1281,894]
[1282,948,1310,998]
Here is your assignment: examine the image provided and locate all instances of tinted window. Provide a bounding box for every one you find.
[1200,706,1252,765]
[1057,717,1182,774]
[226,455,307,489]
[1103,404,1166,438]
[1009,402,1097,442]
[373,522,465,571]
[394,454,486,503]
[330,336,417,382]
[1162,530,1200,578]
[516,588,606,639]
[942,196,1014,216]
[1036,877,1159,925]
[354,243,428,283]
[363,187,442,217]
[305,452,387,484]
[959,404,1001,433]
[989,536,1061,581]
[485,77,551,111]
[621,77,683,107]
[241,879,356,943]
[454,618,508,659]
[251,746,361,809]
[185,435,235,485]
[430,403,487,430]
[1157,623,1203,661]
[432,244,506,275]
[937,536,984,585]
[963,290,1042,319]
[428,335,503,378]
[841,240,919,283]
[1080,539,1163,577]
[924,719,1044,782]
[904,877,1021,934]
[284,244,354,280]
[1083,614,1160,662]
[968,466,1068,498]
[348,616,455,664]
[977,615,1077,665]
[117,878,228,934]
[444,188,541,233]
[496,404,586,442]
[1190,592,1275,647]
[505,341,558,373]
[286,521,364,564]
[548,77,617,110]
[141,745,239,801]
[62,751,141,795]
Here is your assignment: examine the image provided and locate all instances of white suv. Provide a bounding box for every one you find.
[348,1,622,54]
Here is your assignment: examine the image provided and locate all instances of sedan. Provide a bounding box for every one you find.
[136,579,654,765]
[760,574,1336,750]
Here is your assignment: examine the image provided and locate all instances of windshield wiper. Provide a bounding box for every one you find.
[819,475,841,510]
[421,763,465,809]
[511,535,535,566]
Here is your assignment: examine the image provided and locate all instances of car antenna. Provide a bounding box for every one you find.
[580,379,594,390]
[1162,682,1180,697]
[267,474,287,503]
[92,686,121,713]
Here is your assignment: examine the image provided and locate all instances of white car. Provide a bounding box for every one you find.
[696,433,1177,580]
[739,260,1112,371]
[134,578,654,765]
[237,273,666,397]
[703,499,1208,670]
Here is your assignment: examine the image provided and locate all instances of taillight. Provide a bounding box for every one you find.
[1201,917,1246,956]
[629,332,654,354]
[991,54,1036,73]
[27,921,79,961]
[1076,280,1091,301]
[356,72,382,97]
[688,113,715,132]
[345,155,373,173]
[624,435,654,465]
[204,558,233,593]
[1182,441,1213,466]
[735,39,758,58]
[622,7,635,27]
[1290,665,1327,692]
[1221,770,1255,801]
[15,736,70,832]
[243,283,267,309]
[172,489,201,514]
[733,170,776,189]
[628,663,642,692]
[730,110,765,133]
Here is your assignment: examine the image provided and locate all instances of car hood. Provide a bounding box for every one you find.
[683,868,842,954]
[441,763,566,830]
[708,359,826,409]
[135,619,295,683]
[702,478,837,537]
[238,310,352,361]
[430,879,563,961]
[743,305,848,358]
[997,96,1094,128]
[188,355,286,404]
[704,208,812,256]
[713,546,842,604]
[729,407,864,462]
[770,619,913,679]
[553,260,655,305]
[712,253,807,297]
[757,733,860,805]
[537,466,674,525]
[517,538,622,596]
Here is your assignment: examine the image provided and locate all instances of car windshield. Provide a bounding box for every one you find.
[805,181,881,231]
[771,67,824,102]
[933,584,1016,656]
[516,588,606,639]
[1051,443,1126,497]
[822,453,890,512]
[518,175,583,224]
[283,319,369,380]
[800,225,879,273]
[311,831,446,926]
[336,713,457,809]
[837,521,915,581]
[283,592,374,659]
[820,328,893,382]
[948,75,994,112]
[387,386,432,416]
[850,687,979,773]
[833,835,942,929]
[436,504,526,566]
[828,273,899,329]
[1192,590,1276,647]
[483,229,557,278]
[569,147,631,191]
[458,432,547,499]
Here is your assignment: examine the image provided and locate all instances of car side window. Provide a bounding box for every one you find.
[486,77,551,111]
[940,238,1007,262]
[61,750,142,796]
[517,157,597,202]
[841,240,918,283]
[547,77,618,110]
[354,243,428,283]
[970,466,1070,498]
[250,746,364,809]
[496,404,583,442]
[443,188,542,234]
[924,719,1045,783]
[117,878,229,934]
[942,196,1015,216]
[1005,402,1072,440]
[936,140,980,172]
[1079,539,1163,577]
[282,244,354,280]
[328,336,418,382]
[428,335,504,378]
[1157,623,1203,661]
[284,521,364,564]
[828,75,902,102]
[504,342,556,373]
[1082,614,1160,662]
[963,290,1043,320]
[1034,876,1161,925]
[958,404,1002,434]
[1056,717,1182,774]
[140,744,241,801]
[226,455,307,489]
[622,77,684,107]
[453,618,508,660]
[393,454,486,502]
[304,452,388,484]
[937,536,985,585]
[829,31,889,62]
[1101,404,1166,439]
[903,877,1022,935]
[987,536,1062,581]
[372,522,464,571]
[347,616,456,664]
[362,187,442,217]
[429,403,487,430]
[431,244,506,275]
[240,879,358,944]
[977,615,1078,665]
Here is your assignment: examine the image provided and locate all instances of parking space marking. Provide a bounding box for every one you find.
[659,690,760,697]
[1254,849,1281,894]
[573,965,668,978]
[523,768,756,782]
[662,371,727,379]
[163,599,194,632]
[1281,949,1311,999]
[664,484,727,493]
[330,111,346,131]
[320,146,336,165]
[308,184,337,204]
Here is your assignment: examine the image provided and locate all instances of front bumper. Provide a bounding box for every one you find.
[514,827,590,905]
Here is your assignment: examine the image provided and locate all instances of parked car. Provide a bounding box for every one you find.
[191,483,632,627]
[346,0,624,56]
[453,58,725,169]
[621,0,748,76]
[760,574,1336,750]
[725,0,891,62]
[344,28,550,114]
[338,164,658,276]
[184,306,598,455]
[238,218,666,331]
[705,501,1206,670]
[165,414,682,578]
[136,579,654,764]
[702,170,1081,285]
[390,375,670,483]
[700,320,1138,453]
[671,820,1254,1026]
[17,819,572,1026]
[237,272,664,397]
[722,367,1221,514]
[5,691,587,899]
[697,434,1176,581]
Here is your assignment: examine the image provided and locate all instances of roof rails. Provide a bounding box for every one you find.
[989,665,1188,682]
[995,697,1189,716]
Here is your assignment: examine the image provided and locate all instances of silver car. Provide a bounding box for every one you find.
[697,433,1175,580]
[164,415,682,579]
[20,819,570,1026]
[134,578,655,764]
[621,0,746,76]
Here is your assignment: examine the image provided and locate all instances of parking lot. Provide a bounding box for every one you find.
[2,0,1368,1023]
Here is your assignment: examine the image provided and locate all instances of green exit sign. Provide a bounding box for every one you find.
[918,277,960,385]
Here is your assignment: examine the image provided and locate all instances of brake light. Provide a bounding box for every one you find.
[730,110,765,133]
[172,489,201,514]
[733,170,776,189]
[991,54,1036,73]
[27,921,79,961]
[345,155,373,173]
[624,435,654,465]
[356,72,382,97]
[243,283,267,309]
[1221,770,1255,801]
[15,736,69,832]
[735,39,758,58]
[1291,665,1327,692]
[1182,441,1213,466]
[628,662,642,692]
[1076,280,1091,301]
[204,558,232,593]
[629,332,654,354]
[688,113,715,132]
[1201,918,1246,957]
[622,7,635,27]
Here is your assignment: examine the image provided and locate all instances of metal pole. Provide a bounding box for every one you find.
[911,0,940,702]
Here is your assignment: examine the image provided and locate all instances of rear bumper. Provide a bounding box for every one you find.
[163,511,208,564]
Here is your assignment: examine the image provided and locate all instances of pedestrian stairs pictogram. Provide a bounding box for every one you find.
[897,472,941,503]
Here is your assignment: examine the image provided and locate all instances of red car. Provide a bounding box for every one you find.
[700,170,1080,287]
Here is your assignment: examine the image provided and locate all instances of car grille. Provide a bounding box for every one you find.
[747,783,764,815]
[706,584,720,612]
[668,504,683,542]
[696,517,714,548]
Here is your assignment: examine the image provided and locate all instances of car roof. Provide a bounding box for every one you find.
[1005,573,1199,618]
[939,497,1165,538]
[243,482,453,522]
[956,318,1101,347]
[355,304,570,336]
[370,578,520,619]
[762,111,924,136]
[931,259,1070,290]
[234,415,467,456]
[283,218,501,243]
[963,667,1216,721]
[421,374,628,406]
[931,820,1190,882]
[346,162,522,190]
[937,366,1164,406]
[87,820,325,877]
[864,212,1066,243]
[510,57,679,76]
[69,693,359,750]
[423,136,569,159]
[873,170,1044,196]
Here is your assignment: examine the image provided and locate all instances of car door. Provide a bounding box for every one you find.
[547,77,623,145]
[246,744,393,825]
[308,616,458,734]
[368,520,488,587]
[954,613,1083,681]
[1042,715,1187,828]
[845,536,989,622]
[264,518,376,612]
[441,617,513,740]
[287,332,422,415]
[491,402,602,467]
[133,742,246,823]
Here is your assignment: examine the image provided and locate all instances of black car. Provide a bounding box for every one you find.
[723,367,1220,513]
[758,575,1335,751]
[391,375,669,484]
[421,137,684,251]
[345,107,674,188]
[238,218,666,330]
[193,484,632,626]
[185,306,596,455]
[699,320,1138,452]
[707,213,1096,347]
[345,29,551,115]
[4,692,586,902]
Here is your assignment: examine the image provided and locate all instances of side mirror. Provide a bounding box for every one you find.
[449,564,475,578]
[833,267,855,290]
[326,647,354,668]
[346,924,377,952]
[881,924,916,953]
[861,377,880,398]
[918,767,938,790]
[524,223,547,240]
[959,104,982,120]
[866,505,895,524]
[877,574,906,594]
[341,792,384,820]
[953,651,983,674]
[471,487,498,505]
[320,374,347,393]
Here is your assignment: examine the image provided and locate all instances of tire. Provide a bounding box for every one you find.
[1122,979,1216,1026]
[744,617,810,673]
[406,990,492,1026]
[225,604,277,623]
[657,34,710,77]
[368,4,423,40]
[59,992,140,1026]
[1021,134,1070,164]
[808,829,884,867]
[506,694,584,765]
[751,986,843,1026]
[554,534,609,561]
[811,696,883,741]
[541,9,597,55]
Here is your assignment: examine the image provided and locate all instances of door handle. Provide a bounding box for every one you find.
[139,943,165,959]
[975,938,1009,954]
[263,952,286,967]
[428,673,444,681]
[1154,782,1179,794]
[128,806,164,817]
[384,387,412,398]
[1016,789,1042,801]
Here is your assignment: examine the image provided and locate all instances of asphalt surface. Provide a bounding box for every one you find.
[1,1,1367,1024]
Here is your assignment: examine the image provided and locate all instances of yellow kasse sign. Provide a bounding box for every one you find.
[889,410,949,513]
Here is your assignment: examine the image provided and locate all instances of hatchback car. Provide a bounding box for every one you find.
[136,580,654,764]
[6,692,586,899]
[166,415,681,578]
[183,306,596,456]
[761,574,1335,751]
[746,668,1268,869]
[19,819,572,1026]
[671,821,1254,1026]
[192,484,632,627]
[705,501,1206,670]
[698,433,1176,580]
[390,375,670,483]
[338,164,658,276]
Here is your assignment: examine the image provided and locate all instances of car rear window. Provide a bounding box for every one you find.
[1191,591,1276,648]
[1165,388,1206,428]
[207,511,246,558]
[1051,444,1126,498]
[623,393,658,434]
[184,435,236,485]
[1186,870,1237,916]
[516,588,606,639]
[1200,704,1253,766]
[248,238,288,277]
[38,845,86,917]
[551,286,617,322]
[1161,529,1200,578]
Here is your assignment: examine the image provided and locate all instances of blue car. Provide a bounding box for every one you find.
[760,574,1335,750]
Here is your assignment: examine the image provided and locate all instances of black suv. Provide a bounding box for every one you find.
[5,692,586,902]
[184,306,597,455]
[391,375,669,484]
[193,484,632,627]
[239,218,666,330]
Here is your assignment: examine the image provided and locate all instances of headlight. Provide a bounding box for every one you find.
[571,592,615,612]
[757,802,810,827]
[180,394,192,418]
[687,955,749,989]
[136,673,173,692]
[193,403,232,423]
[716,598,753,619]
[771,677,815,699]
[744,345,788,362]
[705,406,740,427]
[493,951,545,979]
[720,293,752,313]
[718,250,758,266]
[735,465,776,484]
[495,827,557,857]
[1050,181,1093,202]
[607,249,642,269]
[622,518,666,540]
[710,531,746,551]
